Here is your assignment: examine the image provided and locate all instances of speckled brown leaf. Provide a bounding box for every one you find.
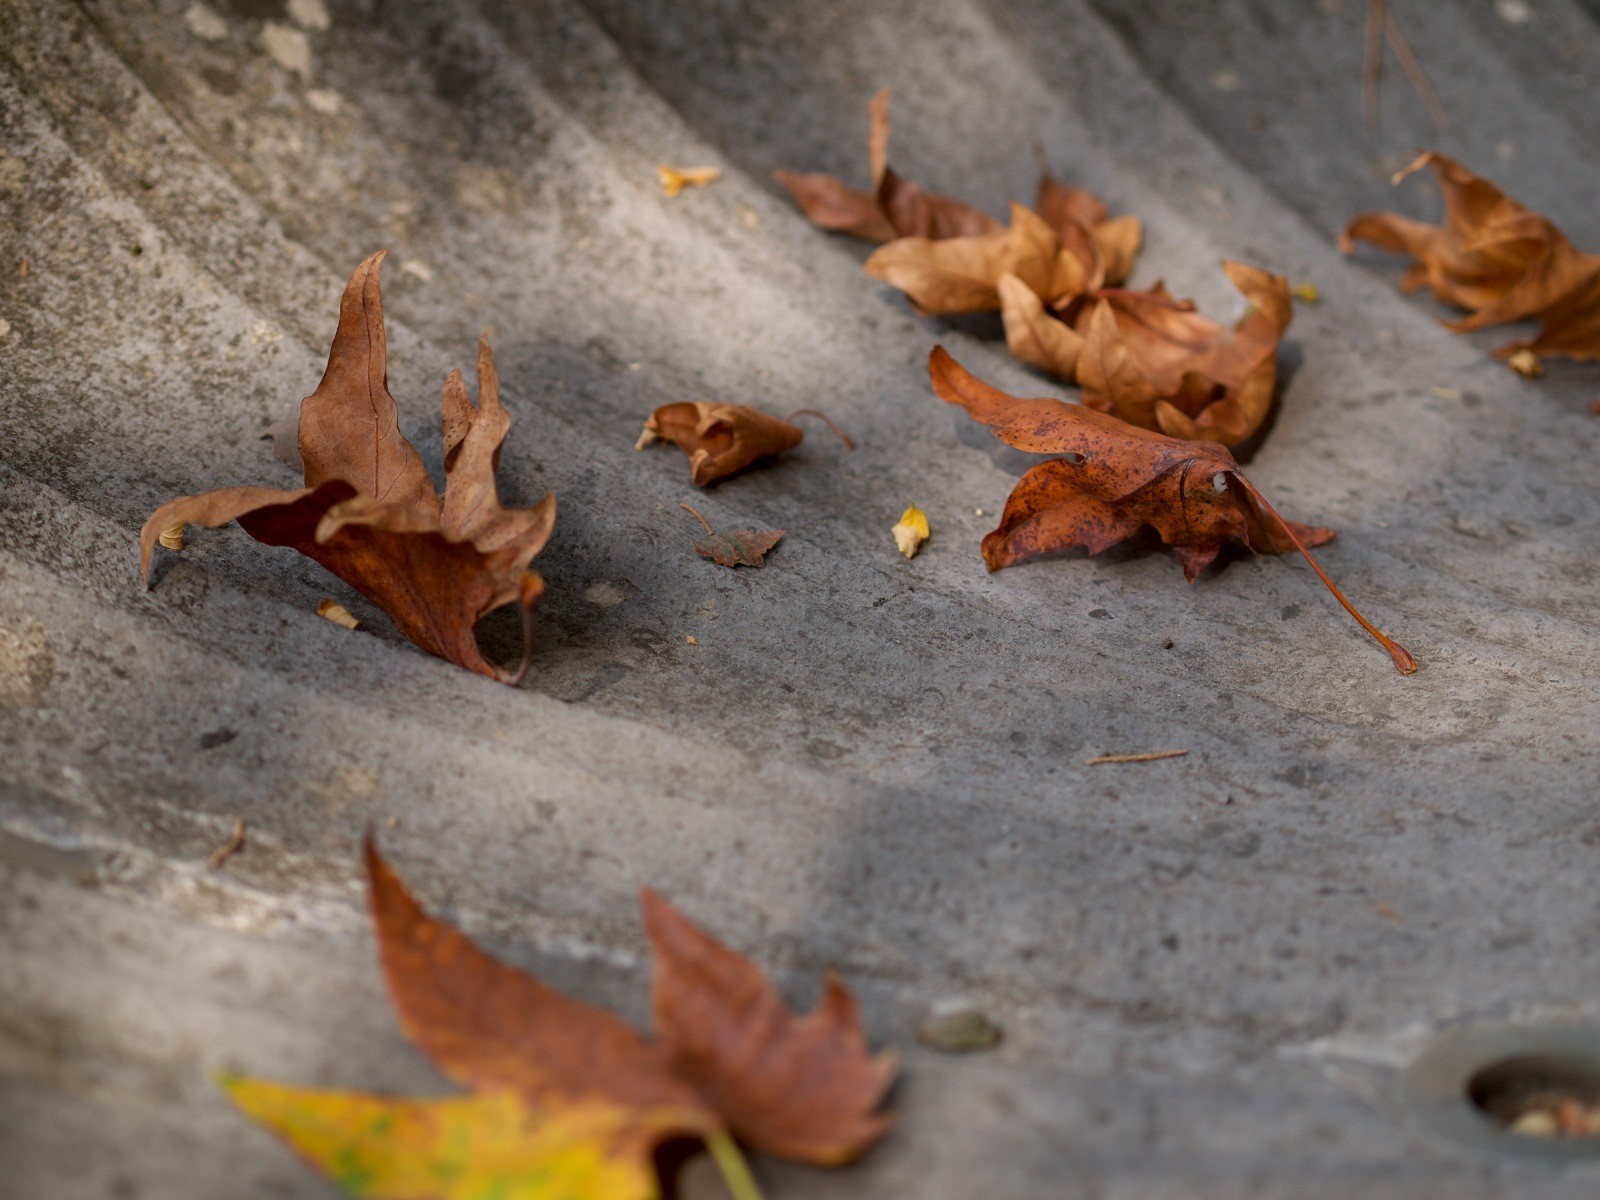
[643,890,896,1165]
[1341,152,1600,362]
[141,252,554,683]
[930,347,1416,674]
[638,402,804,486]
[1075,262,1291,446]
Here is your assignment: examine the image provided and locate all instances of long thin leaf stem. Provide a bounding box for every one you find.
[786,408,856,450]
[1236,475,1417,675]
[679,501,715,535]
[707,1130,765,1200]
[1383,5,1448,129]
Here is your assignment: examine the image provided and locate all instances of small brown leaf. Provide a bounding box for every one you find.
[999,271,1083,379]
[316,598,359,629]
[776,88,997,243]
[680,503,782,568]
[638,402,804,486]
[931,347,1417,674]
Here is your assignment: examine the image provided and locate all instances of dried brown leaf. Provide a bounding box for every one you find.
[141,253,554,683]
[638,402,804,486]
[1341,152,1600,361]
[930,347,1416,674]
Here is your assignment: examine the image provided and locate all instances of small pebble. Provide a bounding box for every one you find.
[916,1006,1002,1053]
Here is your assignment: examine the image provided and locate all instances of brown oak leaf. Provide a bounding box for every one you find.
[1341,152,1600,363]
[774,88,997,243]
[637,402,805,486]
[141,252,555,683]
[930,347,1416,674]
[1074,263,1292,447]
[1034,155,1142,290]
[864,204,1089,317]
[367,839,895,1169]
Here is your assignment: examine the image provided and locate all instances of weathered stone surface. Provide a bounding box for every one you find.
[3,0,1599,1195]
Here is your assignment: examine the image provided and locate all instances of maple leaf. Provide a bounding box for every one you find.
[680,503,784,568]
[929,347,1417,674]
[226,841,894,1200]
[141,253,555,683]
[1071,263,1292,447]
[1341,152,1600,363]
[774,88,997,244]
[864,204,1089,317]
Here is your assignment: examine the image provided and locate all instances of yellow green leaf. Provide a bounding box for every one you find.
[222,1075,698,1200]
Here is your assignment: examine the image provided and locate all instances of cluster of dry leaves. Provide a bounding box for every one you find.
[779,91,1415,673]
[778,89,1294,450]
[227,842,893,1199]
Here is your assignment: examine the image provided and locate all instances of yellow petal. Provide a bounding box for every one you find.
[892,505,929,559]
[317,599,360,629]
[1289,281,1320,303]
[657,165,722,199]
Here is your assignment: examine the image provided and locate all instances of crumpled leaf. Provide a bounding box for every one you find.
[1341,152,1600,363]
[999,272,1083,379]
[643,890,897,1164]
[930,347,1417,674]
[864,204,1087,316]
[892,505,929,559]
[1034,157,1142,290]
[638,402,804,487]
[141,253,555,683]
[222,1079,694,1200]
[774,89,997,243]
[1075,263,1292,447]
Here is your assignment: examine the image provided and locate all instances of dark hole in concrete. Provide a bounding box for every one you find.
[1468,1054,1600,1139]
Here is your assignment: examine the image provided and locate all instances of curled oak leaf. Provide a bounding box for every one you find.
[643,890,896,1165]
[1076,262,1292,447]
[680,503,784,568]
[637,402,805,487]
[1341,152,1600,360]
[930,347,1417,674]
[223,1079,705,1200]
[999,271,1083,379]
[141,253,554,684]
[1033,154,1143,290]
[775,88,997,244]
[864,204,1087,317]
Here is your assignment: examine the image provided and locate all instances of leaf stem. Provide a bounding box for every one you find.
[707,1130,764,1200]
[786,409,856,450]
[679,502,715,535]
[1235,475,1417,675]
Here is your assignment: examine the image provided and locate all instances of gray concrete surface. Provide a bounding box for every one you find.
[2,0,1599,1196]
